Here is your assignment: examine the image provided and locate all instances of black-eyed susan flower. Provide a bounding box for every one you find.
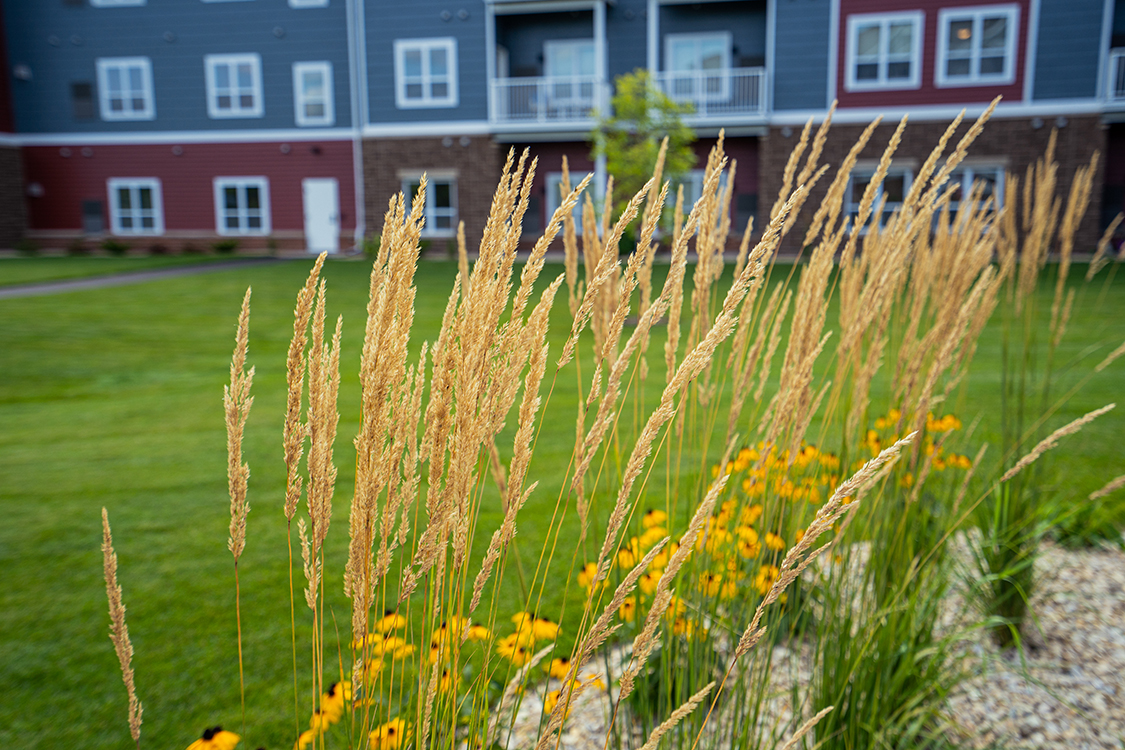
[639,570,661,595]
[439,667,459,693]
[638,525,666,550]
[295,728,316,750]
[754,565,780,595]
[577,562,600,591]
[548,657,571,680]
[544,689,564,716]
[466,624,491,642]
[740,503,764,525]
[391,642,415,659]
[764,532,786,552]
[370,718,409,750]
[532,617,558,641]
[619,596,637,622]
[642,508,668,528]
[352,631,384,651]
[496,633,532,666]
[375,609,407,632]
[187,727,240,750]
[698,572,722,597]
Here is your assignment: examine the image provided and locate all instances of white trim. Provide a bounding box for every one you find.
[289,0,328,6]
[647,0,659,74]
[846,165,914,231]
[1023,0,1040,102]
[485,3,497,123]
[0,134,19,147]
[16,128,353,146]
[95,57,155,121]
[400,173,458,237]
[201,0,254,3]
[825,0,837,104]
[205,53,264,119]
[594,1,606,115]
[1098,0,1114,101]
[393,38,459,109]
[767,98,1105,124]
[213,177,271,236]
[107,178,164,235]
[935,4,1020,88]
[844,11,924,92]
[345,0,366,245]
[293,61,335,127]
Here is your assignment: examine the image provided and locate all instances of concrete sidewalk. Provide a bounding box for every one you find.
[0,258,287,300]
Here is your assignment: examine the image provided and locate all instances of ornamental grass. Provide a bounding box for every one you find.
[100,102,1123,750]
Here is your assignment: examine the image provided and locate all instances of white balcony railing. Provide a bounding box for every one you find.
[653,67,766,119]
[490,75,605,125]
[1109,49,1125,102]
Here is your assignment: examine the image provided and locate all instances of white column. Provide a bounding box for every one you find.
[485,3,497,124]
[594,0,608,200]
[647,0,659,75]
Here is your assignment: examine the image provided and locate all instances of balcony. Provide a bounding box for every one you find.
[653,67,767,122]
[1110,49,1125,102]
[490,75,607,129]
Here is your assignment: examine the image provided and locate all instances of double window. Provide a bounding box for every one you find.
[402,174,457,236]
[846,168,914,230]
[665,32,732,101]
[937,6,1019,86]
[96,57,154,120]
[394,38,458,108]
[293,62,334,126]
[205,54,263,118]
[845,12,923,91]
[107,178,163,235]
[214,178,270,235]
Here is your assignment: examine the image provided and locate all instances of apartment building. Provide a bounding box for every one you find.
[0,0,1120,253]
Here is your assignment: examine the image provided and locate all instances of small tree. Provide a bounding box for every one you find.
[592,69,696,223]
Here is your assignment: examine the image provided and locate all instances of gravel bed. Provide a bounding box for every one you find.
[502,541,1125,750]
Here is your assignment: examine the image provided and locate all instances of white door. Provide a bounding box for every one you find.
[303,178,339,253]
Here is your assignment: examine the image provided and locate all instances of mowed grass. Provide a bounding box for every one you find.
[0,257,1122,750]
[0,256,238,287]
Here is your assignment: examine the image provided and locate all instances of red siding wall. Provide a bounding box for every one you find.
[22,140,355,233]
[836,0,1029,109]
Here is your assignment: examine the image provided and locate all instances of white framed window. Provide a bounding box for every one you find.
[402,173,457,236]
[664,32,732,101]
[936,164,1006,226]
[936,5,1019,87]
[205,54,263,118]
[293,61,334,126]
[91,0,146,6]
[846,167,914,230]
[394,38,458,109]
[214,177,270,235]
[95,57,154,121]
[546,172,587,228]
[544,40,597,105]
[288,0,328,6]
[107,178,163,235]
[845,12,923,91]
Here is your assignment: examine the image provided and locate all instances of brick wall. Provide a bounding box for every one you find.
[760,115,1106,255]
[363,136,504,252]
[0,146,26,248]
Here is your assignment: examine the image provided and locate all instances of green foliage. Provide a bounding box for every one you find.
[212,238,239,255]
[100,238,129,256]
[15,238,39,257]
[592,69,696,222]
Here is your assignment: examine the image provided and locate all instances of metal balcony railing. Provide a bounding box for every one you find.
[1109,49,1125,101]
[653,67,767,118]
[490,75,605,125]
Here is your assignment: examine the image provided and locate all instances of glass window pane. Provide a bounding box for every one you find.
[237,63,253,88]
[430,48,448,76]
[128,67,143,92]
[245,187,260,210]
[435,215,452,229]
[141,217,154,229]
[888,22,913,55]
[121,216,133,228]
[887,61,910,79]
[670,40,695,71]
[885,175,905,203]
[306,103,325,118]
[948,20,973,52]
[947,58,971,77]
[139,188,152,210]
[431,82,448,98]
[303,71,323,97]
[118,188,132,209]
[700,38,724,70]
[215,65,230,89]
[240,94,255,108]
[248,216,261,229]
[980,56,1004,75]
[226,216,240,229]
[224,187,239,210]
[982,17,1007,50]
[406,82,423,99]
[131,97,145,111]
[218,95,232,109]
[856,63,878,81]
[107,68,123,92]
[405,50,422,77]
[434,182,451,208]
[852,176,871,204]
[857,25,880,57]
[577,44,595,75]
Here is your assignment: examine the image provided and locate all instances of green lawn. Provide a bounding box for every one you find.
[0,258,1122,750]
[0,256,241,287]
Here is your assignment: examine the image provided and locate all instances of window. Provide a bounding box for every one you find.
[394,38,458,108]
[214,178,270,235]
[95,57,154,120]
[665,32,732,101]
[936,5,1019,86]
[546,172,588,229]
[676,169,730,211]
[845,12,923,91]
[293,62,334,126]
[544,40,596,105]
[72,82,95,120]
[939,165,1005,224]
[205,54,263,118]
[846,168,914,230]
[107,179,163,235]
[402,174,457,236]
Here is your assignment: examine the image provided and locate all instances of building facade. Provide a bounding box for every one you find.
[0,0,1121,253]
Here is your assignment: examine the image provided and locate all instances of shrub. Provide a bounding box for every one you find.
[100,238,129,256]
[212,238,239,255]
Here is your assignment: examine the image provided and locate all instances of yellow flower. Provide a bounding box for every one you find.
[619,596,637,622]
[187,727,240,750]
[320,681,351,722]
[532,617,559,641]
[754,565,780,595]
[370,719,409,750]
[439,667,459,693]
[466,624,491,642]
[741,504,764,525]
[577,562,601,590]
[639,526,666,550]
[496,634,532,666]
[899,472,915,489]
[699,572,722,597]
[720,575,741,599]
[764,532,786,552]
[639,570,661,595]
[391,643,415,660]
[874,417,887,429]
[795,528,806,544]
[738,538,761,559]
[309,711,333,733]
[352,631,383,651]
[295,729,316,750]
[548,657,571,680]
[642,508,668,528]
[375,609,407,632]
[887,408,902,422]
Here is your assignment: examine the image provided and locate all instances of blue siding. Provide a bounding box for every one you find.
[1034,0,1105,100]
[606,0,648,80]
[658,1,766,69]
[365,0,488,124]
[2,0,351,133]
[772,0,830,111]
